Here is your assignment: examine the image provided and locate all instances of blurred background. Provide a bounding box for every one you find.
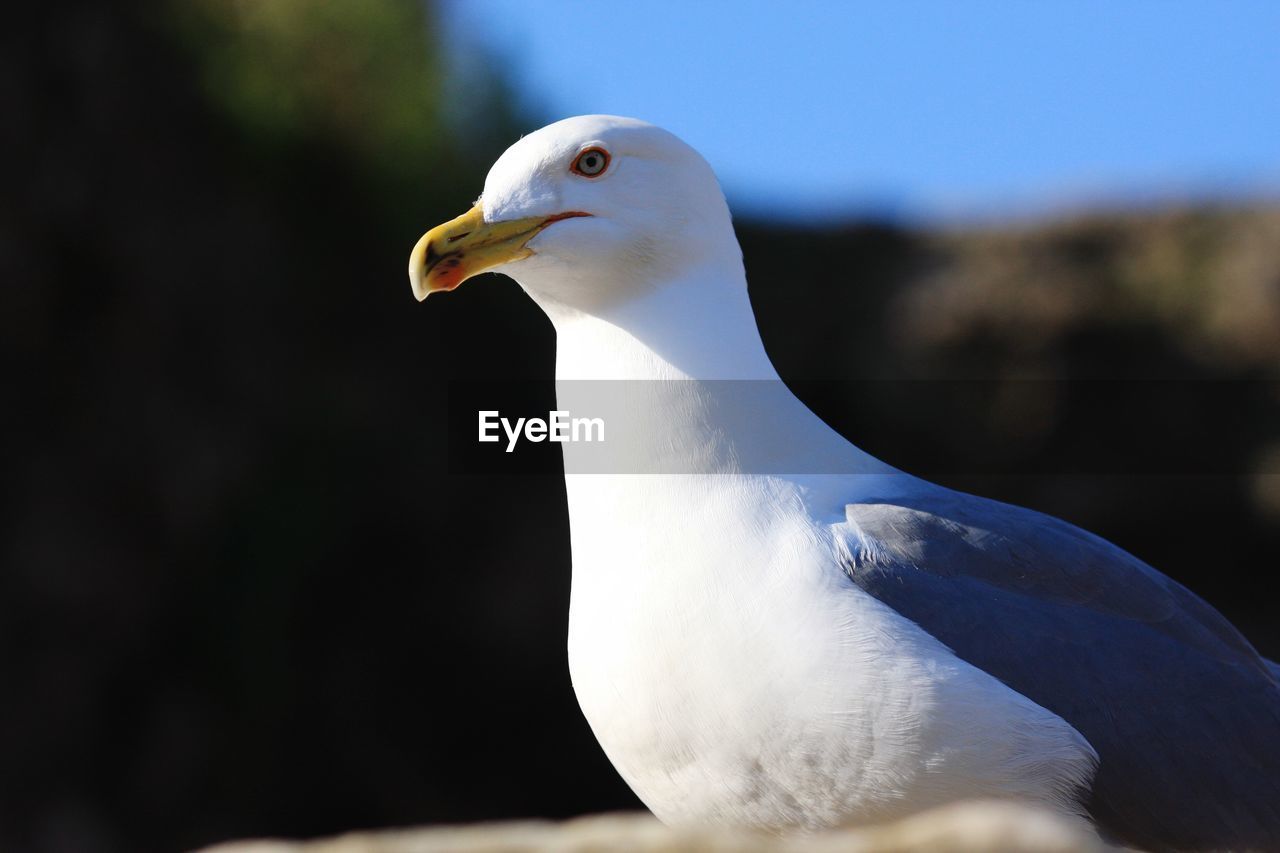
[2,1,1278,850]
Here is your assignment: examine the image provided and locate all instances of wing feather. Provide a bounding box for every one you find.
[839,490,1280,851]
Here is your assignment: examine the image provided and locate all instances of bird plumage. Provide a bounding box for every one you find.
[411,114,1280,851]
[840,490,1280,850]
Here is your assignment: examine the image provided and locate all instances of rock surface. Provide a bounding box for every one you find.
[200,802,1120,853]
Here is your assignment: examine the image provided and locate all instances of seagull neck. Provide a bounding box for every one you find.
[544,257,780,382]
[537,256,892,478]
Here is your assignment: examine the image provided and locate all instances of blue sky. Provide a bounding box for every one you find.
[442,0,1280,222]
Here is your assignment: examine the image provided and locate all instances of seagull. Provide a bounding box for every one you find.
[408,115,1280,851]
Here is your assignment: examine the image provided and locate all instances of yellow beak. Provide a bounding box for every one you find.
[408,204,591,301]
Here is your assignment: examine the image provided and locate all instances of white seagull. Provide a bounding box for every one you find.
[408,115,1280,851]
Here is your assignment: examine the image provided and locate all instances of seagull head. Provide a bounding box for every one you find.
[408,115,738,314]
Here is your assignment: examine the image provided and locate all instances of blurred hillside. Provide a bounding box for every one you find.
[1,2,1277,852]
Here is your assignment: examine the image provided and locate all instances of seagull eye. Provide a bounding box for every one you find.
[571,147,610,177]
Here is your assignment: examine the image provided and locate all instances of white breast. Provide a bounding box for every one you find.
[564,473,1097,831]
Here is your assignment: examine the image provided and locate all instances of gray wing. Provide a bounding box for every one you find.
[840,489,1280,851]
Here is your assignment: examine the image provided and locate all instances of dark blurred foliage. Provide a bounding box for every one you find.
[1,2,1277,852]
